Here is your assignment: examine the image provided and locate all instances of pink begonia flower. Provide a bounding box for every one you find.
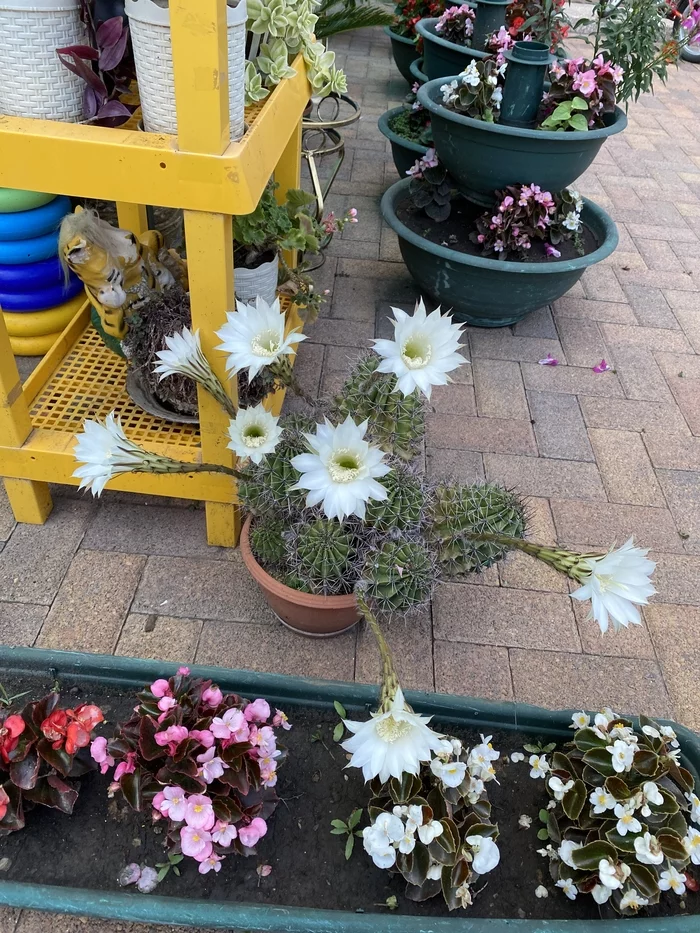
[137,866,159,894]
[198,853,224,874]
[258,864,273,878]
[593,359,611,373]
[180,825,213,860]
[177,666,191,675]
[158,696,177,713]
[566,56,585,76]
[197,746,228,784]
[499,196,514,212]
[152,790,165,811]
[185,794,215,830]
[90,736,115,774]
[538,354,558,366]
[494,240,504,252]
[114,751,137,780]
[545,243,561,258]
[211,707,249,743]
[238,817,268,848]
[202,686,223,708]
[422,148,439,169]
[260,755,279,788]
[212,820,238,847]
[150,679,171,699]
[157,785,188,823]
[273,709,292,731]
[118,863,141,886]
[190,729,215,748]
[348,208,358,222]
[154,724,189,756]
[572,69,597,97]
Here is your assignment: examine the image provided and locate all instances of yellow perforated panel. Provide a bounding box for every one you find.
[244,102,266,129]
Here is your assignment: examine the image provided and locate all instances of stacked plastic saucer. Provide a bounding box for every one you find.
[0,189,84,356]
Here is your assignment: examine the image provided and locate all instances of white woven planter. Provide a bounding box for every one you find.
[0,0,87,122]
[125,0,247,139]
[234,253,279,306]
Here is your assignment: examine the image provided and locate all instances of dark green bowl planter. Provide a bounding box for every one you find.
[418,76,628,205]
[416,18,487,81]
[409,56,429,85]
[378,107,429,178]
[1,644,698,932]
[384,25,420,83]
[381,177,619,326]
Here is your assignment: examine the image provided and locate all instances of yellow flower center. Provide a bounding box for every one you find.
[328,449,361,483]
[252,329,282,357]
[621,813,633,825]
[194,805,203,813]
[375,715,413,743]
[401,336,431,370]
[243,424,267,448]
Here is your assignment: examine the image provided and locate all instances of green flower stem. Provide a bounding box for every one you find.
[139,456,244,481]
[357,592,401,712]
[463,532,600,582]
[268,357,323,416]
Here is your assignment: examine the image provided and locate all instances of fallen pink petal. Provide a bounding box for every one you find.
[592,359,611,373]
[538,354,558,366]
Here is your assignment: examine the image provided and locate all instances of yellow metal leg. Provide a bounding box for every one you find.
[116,202,149,234]
[0,317,53,523]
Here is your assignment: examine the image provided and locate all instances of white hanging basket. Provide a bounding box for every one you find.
[234,253,279,306]
[0,0,87,122]
[125,0,247,140]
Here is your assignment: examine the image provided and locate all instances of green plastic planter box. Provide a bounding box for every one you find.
[381,177,619,326]
[416,18,487,81]
[1,644,699,932]
[384,25,420,83]
[409,56,429,85]
[378,107,429,178]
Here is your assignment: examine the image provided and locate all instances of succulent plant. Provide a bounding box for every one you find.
[361,537,435,614]
[290,517,356,595]
[432,483,526,576]
[365,463,428,533]
[249,515,287,566]
[334,355,425,462]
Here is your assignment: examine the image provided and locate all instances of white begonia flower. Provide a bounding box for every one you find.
[556,878,578,900]
[519,814,532,829]
[427,861,443,881]
[547,799,557,810]
[215,296,306,382]
[451,738,463,756]
[491,86,503,107]
[405,804,424,833]
[558,839,583,869]
[467,835,500,875]
[537,844,558,859]
[431,758,467,788]
[567,186,584,213]
[73,413,152,497]
[468,735,500,780]
[510,752,525,762]
[687,792,700,825]
[620,888,649,912]
[594,709,617,733]
[418,820,444,846]
[668,747,682,764]
[609,723,637,743]
[590,788,617,814]
[642,781,663,812]
[660,725,680,748]
[466,775,485,803]
[599,859,630,890]
[372,299,467,399]
[535,885,549,898]
[570,711,590,730]
[290,415,390,521]
[570,538,656,635]
[562,211,581,232]
[362,812,403,869]
[460,60,481,87]
[226,404,282,464]
[549,776,574,801]
[436,738,454,759]
[529,754,549,779]
[614,803,642,837]
[633,832,664,866]
[398,830,416,854]
[642,724,661,739]
[341,686,444,783]
[684,826,700,865]
[456,882,473,908]
[659,866,687,895]
[592,884,612,905]
[608,740,636,774]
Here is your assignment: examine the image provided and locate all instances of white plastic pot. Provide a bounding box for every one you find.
[234,252,279,305]
[125,0,247,139]
[0,0,87,122]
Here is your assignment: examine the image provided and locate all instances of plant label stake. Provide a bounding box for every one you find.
[500,40,556,128]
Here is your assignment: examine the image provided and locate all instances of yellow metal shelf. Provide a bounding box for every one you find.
[0,0,310,545]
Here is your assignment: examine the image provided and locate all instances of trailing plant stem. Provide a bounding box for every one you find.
[357,592,401,711]
[463,531,600,582]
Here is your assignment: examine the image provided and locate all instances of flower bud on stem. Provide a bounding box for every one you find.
[463,531,599,583]
[357,592,401,713]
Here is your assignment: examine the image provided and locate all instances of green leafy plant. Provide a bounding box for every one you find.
[388,101,433,147]
[314,0,394,38]
[439,58,505,123]
[333,700,347,742]
[155,852,184,881]
[408,157,454,222]
[540,96,591,131]
[331,807,364,859]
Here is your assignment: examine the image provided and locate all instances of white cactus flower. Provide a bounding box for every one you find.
[215,296,305,382]
[226,404,282,464]
[73,412,151,497]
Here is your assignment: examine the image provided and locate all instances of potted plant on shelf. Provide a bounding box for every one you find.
[72,296,656,641]
[385,0,445,83]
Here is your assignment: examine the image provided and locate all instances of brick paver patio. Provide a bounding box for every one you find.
[1,21,700,933]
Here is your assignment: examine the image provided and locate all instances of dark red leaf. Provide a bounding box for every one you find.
[28,693,59,733]
[120,769,142,811]
[0,783,24,835]
[9,748,39,790]
[96,16,123,48]
[99,22,129,72]
[36,737,73,777]
[56,43,99,60]
[138,716,163,762]
[23,775,78,814]
[84,86,100,119]
[56,49,106,94]
[95,99,131,120]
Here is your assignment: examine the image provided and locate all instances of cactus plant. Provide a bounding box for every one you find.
[365,463,429,533]
[249,515,287,566]
[361,536,435,613]
[237,414,315,515]
[432,483,526,575]
[290,517,356,595]
[334,355,425,462]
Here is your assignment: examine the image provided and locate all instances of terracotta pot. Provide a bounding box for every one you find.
[240,516,359,637]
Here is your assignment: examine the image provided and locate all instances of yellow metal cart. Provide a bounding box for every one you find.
[0,0,310,547]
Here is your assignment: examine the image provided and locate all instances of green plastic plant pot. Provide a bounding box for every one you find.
[378,107,429,178]
[416,18,487,81]
[1,644,699,931]
[381,177,619,326]
[472,0,511,49]
[384,25,420,83]
[409,56,428,85]
[417,76,628,205]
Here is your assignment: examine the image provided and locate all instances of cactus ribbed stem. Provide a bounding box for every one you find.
[464,531,600,582]
[357,592,401,712]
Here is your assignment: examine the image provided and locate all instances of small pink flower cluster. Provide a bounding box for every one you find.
[322,207,358,235]
[547,55,623,128]
[406,148,439,179]
[434,3,475,45]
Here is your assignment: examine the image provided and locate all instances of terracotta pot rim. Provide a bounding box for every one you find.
[240,515,357,609]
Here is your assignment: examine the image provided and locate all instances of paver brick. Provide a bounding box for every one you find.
[426,415,537,455]
[611,345,675,402]
[550,499,683,552]
[528,391,594,461]
[472,359,529,421]
[601,323,692,354]
[520,362,624,397]
[0,602,47,647]
[434,641,513,700]
[656,470,700,554]
[469,332,564,363]
[115,613,203,663]
[356,612,434,692]
[588,428,664,506]
[643,432,700,470]
[555,318,610,368]
[552,296,637,325]
[484,453,606,500]
[645,604,700,730]
[579,396,690,434]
